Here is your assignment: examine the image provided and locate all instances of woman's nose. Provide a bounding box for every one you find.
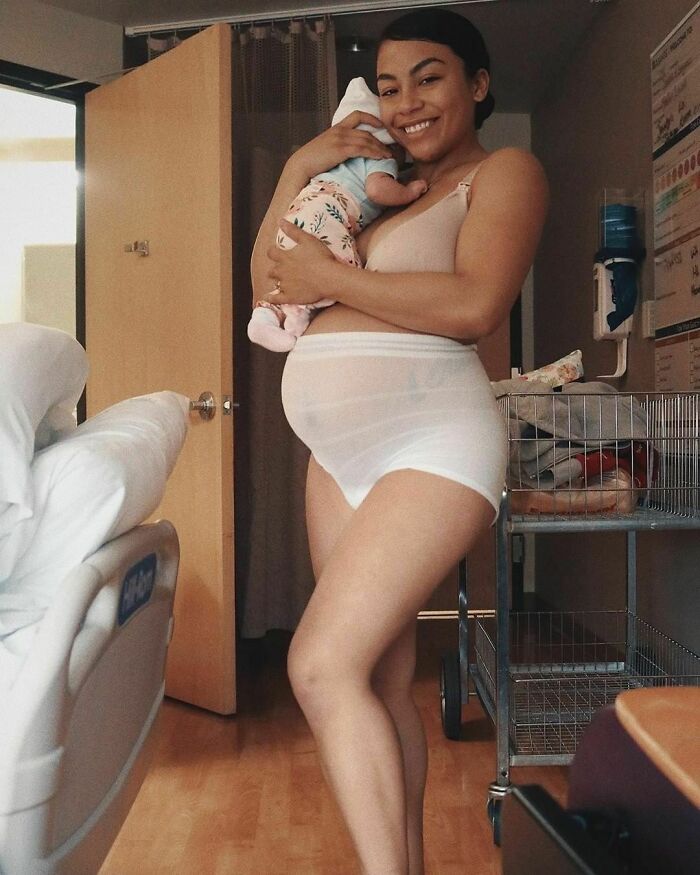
[396,85,423,116]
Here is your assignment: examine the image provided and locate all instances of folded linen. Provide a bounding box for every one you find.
[503,382,649,490]
[492,350,584,394]
[510,468,638,515]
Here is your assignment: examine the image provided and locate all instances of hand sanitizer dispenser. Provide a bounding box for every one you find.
[593,189,646,378]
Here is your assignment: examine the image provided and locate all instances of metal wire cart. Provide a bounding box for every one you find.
[439,390,700,843]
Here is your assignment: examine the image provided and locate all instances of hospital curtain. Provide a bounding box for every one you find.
[232,19,338,638]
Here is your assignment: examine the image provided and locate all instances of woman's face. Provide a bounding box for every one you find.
[376,39,488,162]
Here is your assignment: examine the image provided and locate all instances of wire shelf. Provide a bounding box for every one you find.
[475,611,700,757]
[498,391,700,521]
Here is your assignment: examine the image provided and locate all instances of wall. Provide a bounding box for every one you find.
[0,86,77,328]
[532,0,700,651]
[480,112,534,372]
[0,0,122,80]
[23,244,76,335]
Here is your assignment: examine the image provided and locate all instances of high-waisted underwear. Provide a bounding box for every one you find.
[280,332,508,524]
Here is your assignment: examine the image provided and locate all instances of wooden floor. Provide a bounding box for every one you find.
[101,622,568,874]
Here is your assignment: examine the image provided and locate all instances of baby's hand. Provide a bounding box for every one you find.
[365,172,428,207]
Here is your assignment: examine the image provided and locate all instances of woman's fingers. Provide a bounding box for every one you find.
[341,129,393,160]
[335,111,393,158]
[278,218,305,240]
[288,110,393,179]
[336,109,385,129]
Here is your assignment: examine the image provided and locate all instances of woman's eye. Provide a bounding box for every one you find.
[378,77,438,97]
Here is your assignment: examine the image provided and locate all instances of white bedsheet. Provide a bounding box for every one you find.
[0,324,88,577]
[0,391,189,692]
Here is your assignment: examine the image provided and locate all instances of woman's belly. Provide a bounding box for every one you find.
[304,302,415,335]
[304,302,477,347]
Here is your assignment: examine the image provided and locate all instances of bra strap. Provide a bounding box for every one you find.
[458,159,486,190]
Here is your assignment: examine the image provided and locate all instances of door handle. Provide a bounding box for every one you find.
[190,391,216,420]
[189,392,240,421]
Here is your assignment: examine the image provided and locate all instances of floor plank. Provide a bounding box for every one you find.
[100,623,568,874]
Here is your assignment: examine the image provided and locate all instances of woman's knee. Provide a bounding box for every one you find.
[286,634,318,700]
[287,631,360,706]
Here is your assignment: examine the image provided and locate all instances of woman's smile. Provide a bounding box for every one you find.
[401,118,438,135]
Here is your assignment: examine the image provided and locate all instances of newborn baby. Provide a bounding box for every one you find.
[247,77,427,352]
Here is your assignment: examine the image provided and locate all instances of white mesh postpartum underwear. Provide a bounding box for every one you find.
[281,332,508,524]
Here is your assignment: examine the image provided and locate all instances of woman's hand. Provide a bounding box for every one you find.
[287,111,394,180]
[264,218,339,305]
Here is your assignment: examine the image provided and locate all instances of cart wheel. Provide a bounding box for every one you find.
[440,651,461,740]
[487,796,502,846]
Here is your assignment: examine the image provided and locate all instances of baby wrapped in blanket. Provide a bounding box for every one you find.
[247,77,427,352]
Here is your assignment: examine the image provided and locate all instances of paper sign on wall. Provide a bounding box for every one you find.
[651,1,700,389]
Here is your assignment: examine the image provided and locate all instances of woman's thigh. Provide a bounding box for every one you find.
[305,453,356,581]
[305,454,418,697]
[290,467,493,685]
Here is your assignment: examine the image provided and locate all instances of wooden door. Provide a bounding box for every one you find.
[85,24,235,714]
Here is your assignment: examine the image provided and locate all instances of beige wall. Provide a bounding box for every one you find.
[532,0,700,651]
[480,112,534,372]
[0,0,122,80]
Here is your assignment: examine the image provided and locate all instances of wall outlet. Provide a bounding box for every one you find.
[642,300,656,338]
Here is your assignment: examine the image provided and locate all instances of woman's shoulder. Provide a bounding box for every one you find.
[476,147,545,177]
[470,148,549,202]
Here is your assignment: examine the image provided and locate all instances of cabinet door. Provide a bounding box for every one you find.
[85,24,236,714]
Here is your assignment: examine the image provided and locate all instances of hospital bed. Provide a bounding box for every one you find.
[0,323,189,874]
[0,519,179,875]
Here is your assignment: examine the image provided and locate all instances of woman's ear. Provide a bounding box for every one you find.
[472,69,490,103]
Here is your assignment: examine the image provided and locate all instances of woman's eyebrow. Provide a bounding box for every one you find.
[377,57,446,83]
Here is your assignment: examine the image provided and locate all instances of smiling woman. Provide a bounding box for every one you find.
[376,10,495,128]
[249,7,548,874]
[374,47,488,169]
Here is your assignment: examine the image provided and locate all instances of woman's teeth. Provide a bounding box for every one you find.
[403,119,434,134]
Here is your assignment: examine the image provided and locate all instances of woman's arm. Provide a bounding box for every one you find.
[250,111,394,305]
[250,161,310,305]
[269,148,549,340]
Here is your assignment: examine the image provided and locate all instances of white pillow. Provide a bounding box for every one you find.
[0,391,189,683]
[0,323,88,575]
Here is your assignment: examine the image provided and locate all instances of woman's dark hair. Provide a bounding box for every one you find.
[377,7,495,130]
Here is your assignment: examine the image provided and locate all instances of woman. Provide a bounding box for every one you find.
[250,8,548,874]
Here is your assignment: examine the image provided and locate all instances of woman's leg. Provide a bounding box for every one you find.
[291,464,493,874]
[306,456,426,874]
[370,618,426,875]
[305,454,355,581]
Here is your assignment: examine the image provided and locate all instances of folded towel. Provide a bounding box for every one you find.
[502,382,649,489]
